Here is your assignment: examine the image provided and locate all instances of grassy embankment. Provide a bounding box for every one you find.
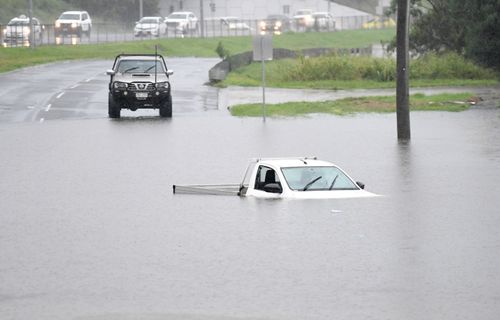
[230,92,478,117]
[224,52,499,89]
[0,29,395,73]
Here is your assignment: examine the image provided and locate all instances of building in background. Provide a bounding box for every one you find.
[158,0,390,20]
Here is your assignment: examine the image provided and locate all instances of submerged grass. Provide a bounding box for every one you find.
[229,93,476,117]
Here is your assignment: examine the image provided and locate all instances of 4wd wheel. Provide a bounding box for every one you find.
[108,93,121,118]
[159,94,172,118]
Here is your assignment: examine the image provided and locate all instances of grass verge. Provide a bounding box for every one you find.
[223,53,499,89]
[229,93,476,117]
[0,29,395,73]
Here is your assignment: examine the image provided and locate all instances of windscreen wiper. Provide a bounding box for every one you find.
[123,67,138,73]
[328,174,339,190]
[302,176,322,191]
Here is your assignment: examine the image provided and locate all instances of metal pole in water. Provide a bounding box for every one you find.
[261,36,266,122]
[396,0,411,140]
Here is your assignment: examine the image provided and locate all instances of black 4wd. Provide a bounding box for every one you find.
[106,54,173,118]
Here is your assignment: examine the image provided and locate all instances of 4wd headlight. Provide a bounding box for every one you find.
[156,82,170,89]
[71,22,78,28]
[55,21,61,28]
[113,81,127,89]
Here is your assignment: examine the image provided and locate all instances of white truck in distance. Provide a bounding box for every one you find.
[173,157,378,199]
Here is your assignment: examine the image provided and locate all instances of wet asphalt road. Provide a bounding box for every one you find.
[1,60,500,320]
[0,58,220,123]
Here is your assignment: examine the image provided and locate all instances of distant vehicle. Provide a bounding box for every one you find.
[2,15,42,47]
[54,11,92,37]
[173,157,378,199]
[165,11,198,34]
[220,17,251,30]
[312,12,335,30]
[134,16,166,37]
[106,54,174,118]
[293,9,314,29]
[362,16,396,29]
[259,14,290,35]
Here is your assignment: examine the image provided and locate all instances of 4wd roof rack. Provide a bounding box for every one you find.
[111,53,167,70]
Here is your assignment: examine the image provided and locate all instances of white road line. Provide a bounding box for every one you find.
[27,106,34,109]
[85,78,93,82]
[69,84,79,89]
[56,92,65,99]
[40,118,44,123]
[45,104,52,112]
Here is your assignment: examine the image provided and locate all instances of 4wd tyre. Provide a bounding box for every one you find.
[108,93,121,118]
[159,94,172,118]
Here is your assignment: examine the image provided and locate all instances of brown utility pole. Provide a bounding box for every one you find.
[396,0,411,140]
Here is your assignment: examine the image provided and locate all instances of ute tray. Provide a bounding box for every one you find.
[173,184,244,196]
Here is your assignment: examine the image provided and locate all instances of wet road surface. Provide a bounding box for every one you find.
[0,58,220,123]
[1,60,500,320]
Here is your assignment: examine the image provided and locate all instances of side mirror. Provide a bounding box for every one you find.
[166,70,174,76]
[106,69,115,76]
[356,181,365,189]
[263,183,282,194]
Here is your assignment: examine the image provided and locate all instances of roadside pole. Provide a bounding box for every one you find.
[139,0,143,19]
[29,0,35,49]
[396,0,411,140]
[199,0,205,38]
[253,35,273,122]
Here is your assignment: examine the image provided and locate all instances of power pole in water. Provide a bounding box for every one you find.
[396,0,411,140]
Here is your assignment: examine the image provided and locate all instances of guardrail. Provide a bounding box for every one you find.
[0,16,382,48]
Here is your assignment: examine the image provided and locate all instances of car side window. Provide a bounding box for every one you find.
[254,166,280,191]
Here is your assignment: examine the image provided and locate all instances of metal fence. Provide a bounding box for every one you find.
[0,15,379,48]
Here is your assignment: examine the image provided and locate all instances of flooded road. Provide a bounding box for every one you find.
[1,105,500,319]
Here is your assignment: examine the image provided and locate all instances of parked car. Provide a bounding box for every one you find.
[362,16,396,29]
[312,12,335,30]
[165,11,198,34]
[220,17,251,30]
[134,16,166,37]
[2,15,42,47]
[54,11,92,37]
[293,9,314,29]
[259,14,290,35]
[106,54,174,118]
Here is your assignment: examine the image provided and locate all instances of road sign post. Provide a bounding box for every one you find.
[253,34,273,122]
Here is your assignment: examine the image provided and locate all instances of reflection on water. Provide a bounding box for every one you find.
[0,109,499,320]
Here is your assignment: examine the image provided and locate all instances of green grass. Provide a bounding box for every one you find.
[223,53,499,89]
[229,93,476,117]
[0,29,395,73]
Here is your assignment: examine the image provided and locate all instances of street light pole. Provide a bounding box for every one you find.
[29,0,35,49]
[396,0,411,140]
[139,0,143,19]
[199,0,205,38]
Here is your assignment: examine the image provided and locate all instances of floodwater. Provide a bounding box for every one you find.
[1,105,500,320]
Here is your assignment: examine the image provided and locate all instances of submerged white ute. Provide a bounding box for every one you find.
[173,157,378,199]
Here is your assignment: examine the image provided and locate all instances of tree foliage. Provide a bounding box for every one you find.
[388,0,500,70]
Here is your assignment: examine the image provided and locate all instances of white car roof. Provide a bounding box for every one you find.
[256,158,337,169]
[169,11,194,15]
[62,11,87,14]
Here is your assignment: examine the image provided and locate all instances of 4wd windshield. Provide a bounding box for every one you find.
[116,60,166,73]
[281,166,358,191]
[58,13,80,20]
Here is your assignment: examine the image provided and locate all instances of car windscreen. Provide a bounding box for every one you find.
[117,60,166,74]
[281,166,358,191]
[139,18,159,24]
[167,14,187,19]
[59,14,81,20]
[8,20,29,26]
